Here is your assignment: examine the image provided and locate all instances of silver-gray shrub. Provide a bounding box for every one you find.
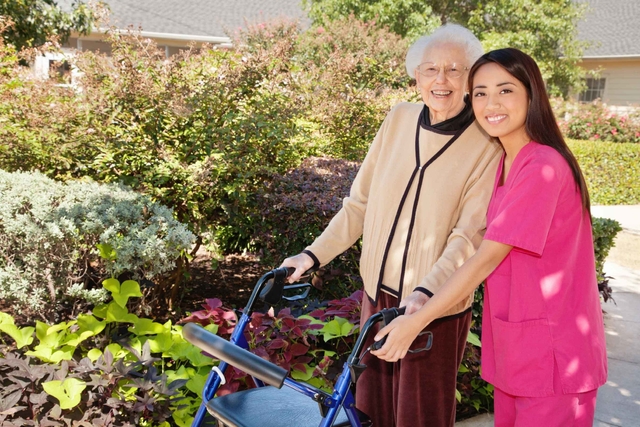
[0,170,195,314]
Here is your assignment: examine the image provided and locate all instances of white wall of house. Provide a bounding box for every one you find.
[579,58,640,109]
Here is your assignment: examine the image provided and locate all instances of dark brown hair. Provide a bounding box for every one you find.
[468,48,590,212]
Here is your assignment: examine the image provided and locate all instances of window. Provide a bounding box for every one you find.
[32,51,79,87]
[579,77,606,102]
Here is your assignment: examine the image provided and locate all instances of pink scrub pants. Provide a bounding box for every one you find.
[494,362,598,427]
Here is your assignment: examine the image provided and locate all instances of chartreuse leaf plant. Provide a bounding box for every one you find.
[0,278,213,426]
[0,312,34,349]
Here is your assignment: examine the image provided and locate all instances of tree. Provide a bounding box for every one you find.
[303,0,442,40]
[303,0,588,96]
[0,0,94,51]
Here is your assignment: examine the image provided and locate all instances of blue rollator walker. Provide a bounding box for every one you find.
[183,266,429,427]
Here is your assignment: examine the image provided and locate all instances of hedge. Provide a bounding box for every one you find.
[569,139,640,205]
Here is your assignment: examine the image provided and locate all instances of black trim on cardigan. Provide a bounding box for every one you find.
[414,286,433,298]
[415,286,434,298]
[380,284,399,298]
[302,250,320,270]
[366,292,472,323]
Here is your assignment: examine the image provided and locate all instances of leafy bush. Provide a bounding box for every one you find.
[0,18,414,253]
[296,16,414,160]
[0,169,195,316]
[455,286,493,419]
[0,21,313,252]
[0,280,211,426]
[592,217,623,302]
[569,140,640,205]
[234,156,362,298]
[556,100,640,143]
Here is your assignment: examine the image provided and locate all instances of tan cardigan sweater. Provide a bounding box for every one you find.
[306,102,502,317]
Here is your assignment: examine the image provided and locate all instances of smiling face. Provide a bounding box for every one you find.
[415,42,469,124]
[471,62,531,147]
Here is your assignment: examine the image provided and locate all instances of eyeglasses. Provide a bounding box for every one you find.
[417,62,468,78]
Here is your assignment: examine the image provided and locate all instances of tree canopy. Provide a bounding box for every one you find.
[0,0,93,51]
[303,0,589,95]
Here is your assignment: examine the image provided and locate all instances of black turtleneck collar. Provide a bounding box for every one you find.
[421,96,474,132]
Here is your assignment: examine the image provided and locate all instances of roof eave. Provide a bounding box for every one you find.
[74,27,233,47]
[581,54,640,60]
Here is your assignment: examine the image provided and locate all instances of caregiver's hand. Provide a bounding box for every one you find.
[370,314,425,362]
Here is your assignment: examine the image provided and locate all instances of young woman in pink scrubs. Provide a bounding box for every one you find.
[371,47,607,426]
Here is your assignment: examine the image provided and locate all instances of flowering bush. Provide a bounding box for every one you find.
[296,15,415,160]
[0,170,195,316]
[555,99,640,143]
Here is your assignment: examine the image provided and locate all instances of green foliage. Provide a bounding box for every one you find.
[591,217,623,284]
[0,21,315,251]
[568,140,640,205]
[0,312,34,349]
[237,156,364,298]
[557,100,640,143]
[42,378,86,410]
[467,0,587,96]
[304,0,588,95]
[0,279,369,424]
[249,157,359,260]
[0,0,94,50]
[303,0,441,40]
[0,279,213,426]
[0,169,195,316]
[455,284,494,419]
[296,16,414,160]
[78,25,311,240]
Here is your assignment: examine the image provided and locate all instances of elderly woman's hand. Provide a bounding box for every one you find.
[399,290,430,315]
[279,252,314,283]
[370,314,424,362]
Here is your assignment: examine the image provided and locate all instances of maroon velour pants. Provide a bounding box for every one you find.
[355,292,471,427]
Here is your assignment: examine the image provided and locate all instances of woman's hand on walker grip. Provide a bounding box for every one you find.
[279,252,314,283]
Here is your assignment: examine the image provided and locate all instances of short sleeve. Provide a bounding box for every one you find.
[484,150,568,256]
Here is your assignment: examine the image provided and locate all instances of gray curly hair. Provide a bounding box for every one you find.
[405,24,484,78]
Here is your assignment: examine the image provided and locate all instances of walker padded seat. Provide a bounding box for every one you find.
[206,385,371,427]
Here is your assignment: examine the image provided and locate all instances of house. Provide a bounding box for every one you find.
[575,0,640,109]
[35,0,309,81]
[58,0,309,54]
[45,0,640,109]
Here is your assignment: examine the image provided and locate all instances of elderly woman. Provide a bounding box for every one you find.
[282,24,501,427]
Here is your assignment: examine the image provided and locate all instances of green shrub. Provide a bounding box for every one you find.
[296,16,415,160]
[592,216,623,284]
[556,100,640,143]
[0,170,195,316]
[0,18,417,253]
[0,280,208,426]
[0,22,314,249]
[569,140,640,205]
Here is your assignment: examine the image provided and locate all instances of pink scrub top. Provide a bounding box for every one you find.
[481,141,607,397]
